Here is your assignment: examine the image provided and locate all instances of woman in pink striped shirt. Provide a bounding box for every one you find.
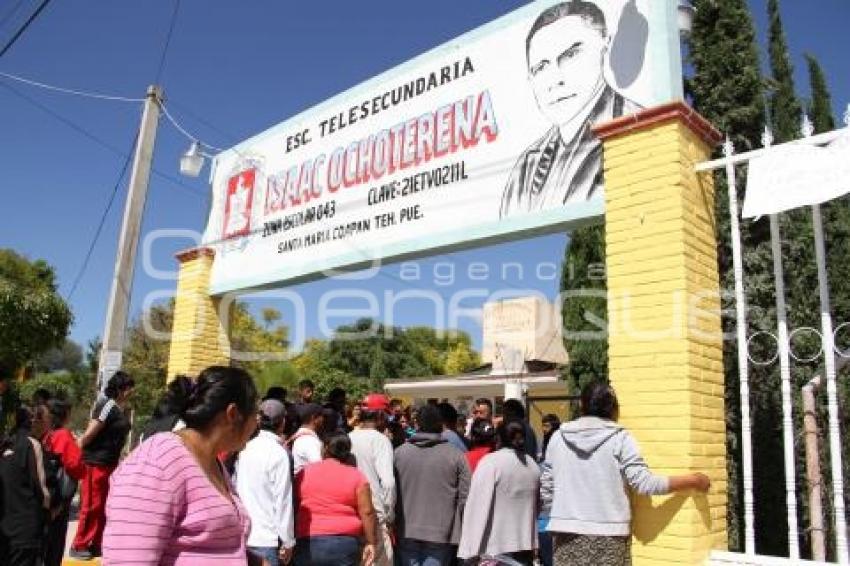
[103,366,259,565]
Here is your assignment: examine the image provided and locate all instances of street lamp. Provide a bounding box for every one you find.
[678,0,695,36]
[180,140,210,178]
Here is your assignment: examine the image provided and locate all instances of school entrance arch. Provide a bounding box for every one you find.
[166,3,726,564]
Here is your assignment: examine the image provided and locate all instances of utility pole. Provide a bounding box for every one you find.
[97,85,163,389]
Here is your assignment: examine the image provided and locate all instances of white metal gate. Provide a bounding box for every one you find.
[696,109,850,564]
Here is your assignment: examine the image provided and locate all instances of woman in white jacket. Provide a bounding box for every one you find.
[458,420,541,565]
[540,381,710,566]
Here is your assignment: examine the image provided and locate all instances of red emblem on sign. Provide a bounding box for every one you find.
[222,169,255,240]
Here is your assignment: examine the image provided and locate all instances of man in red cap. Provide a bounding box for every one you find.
[349,393,395,566]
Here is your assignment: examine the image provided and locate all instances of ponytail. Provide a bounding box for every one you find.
[104,371,135,400]
[179,366,257,431]
[498,419,528,465]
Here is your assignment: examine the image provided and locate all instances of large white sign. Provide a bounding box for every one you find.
[204,0,682,294]
[743,131,850,218]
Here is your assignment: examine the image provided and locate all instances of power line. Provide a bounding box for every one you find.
[168,98,240,145]
[161,101,224,151]
[154,0,181,84]
[0,0,52,59]
[67,133,138,300]
[0,70,144,102]
[0,79,206,200]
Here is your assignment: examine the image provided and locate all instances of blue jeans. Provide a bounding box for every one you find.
[248,546,279,566]
[538,531,553,566]
[398,538,456,566]
[294,535,359,566]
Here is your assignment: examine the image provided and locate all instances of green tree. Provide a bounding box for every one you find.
[230,304,289,378]
[444,342,480,376]
[0,249,73,371]
[559,224,607,393]
[85,337,101,375]
[292,339,368,401]
[803,49,850,562]
[327,319,478,382]
[119,300,289,419]
[122,301,175,420]
[261,307,282,330]
[252,360,299,399]
[369,344,387,390]
[804,54,835,133]
[688,0,767,552]
[687,0,766,152]
[767,0,802,143]
[35,338,83,373]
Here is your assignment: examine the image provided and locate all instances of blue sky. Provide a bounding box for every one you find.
[0,0,847,353]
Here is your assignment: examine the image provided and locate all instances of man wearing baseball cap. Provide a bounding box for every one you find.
[349,393,396,566]
[235,399,295,566]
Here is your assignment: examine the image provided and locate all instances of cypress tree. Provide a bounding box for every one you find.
[688,0,765,152]
[806,52,850,561]
[805,54,835,133]
[688,0,771,553]
[559,224,607,396]
[767,0,803,142]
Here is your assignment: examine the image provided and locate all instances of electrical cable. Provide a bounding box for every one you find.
[153,0,181,84]
[66,132,138,300]
[0,0,52,59]
[0,79,206,199]
[0,70,144,102]
[168,98,240,145]
[160,101,224,152]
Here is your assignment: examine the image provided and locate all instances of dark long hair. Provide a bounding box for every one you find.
[48,399,71,430]
[469,418,496,448]
[324,431,355,466]
[498,420,528,465]
[179,366,257,431]
[152,375,194,420]
[104,371,135,400]
[580,380,619,421]
[541,413,561,457]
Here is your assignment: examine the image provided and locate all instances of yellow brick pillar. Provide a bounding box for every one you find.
[166,247,230,380]
[593,102,726,565]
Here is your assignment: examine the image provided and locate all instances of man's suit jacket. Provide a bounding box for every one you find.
[500,87,640,219]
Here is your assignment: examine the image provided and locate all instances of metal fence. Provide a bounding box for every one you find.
[695,109,850,563]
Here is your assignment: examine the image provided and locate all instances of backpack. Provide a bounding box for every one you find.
[42,440,77,508]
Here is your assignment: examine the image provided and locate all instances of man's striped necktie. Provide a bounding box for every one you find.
[531,134,561,196]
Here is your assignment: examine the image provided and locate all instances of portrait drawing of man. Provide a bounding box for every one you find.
[500,0,641,219]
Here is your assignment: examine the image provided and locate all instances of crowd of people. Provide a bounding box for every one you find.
[0,368,711,566]
[0,370,135,566]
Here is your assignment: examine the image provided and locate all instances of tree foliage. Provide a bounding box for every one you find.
[326,319,478,382]
[292,339,370,402]
[767,0,802,142]
[120,301,289,419]
[804,54,835,133]
[559,224,607,393]
[0,249,73,371]
[688,0,769,552]
[288,320,480,402]
[230,303,289,378]
[35,339,83,374]
[688,1,850,557]
[687,0,766,152]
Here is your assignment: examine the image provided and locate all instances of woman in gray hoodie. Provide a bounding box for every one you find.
[540,381,710,566]
[458,420,541,564]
